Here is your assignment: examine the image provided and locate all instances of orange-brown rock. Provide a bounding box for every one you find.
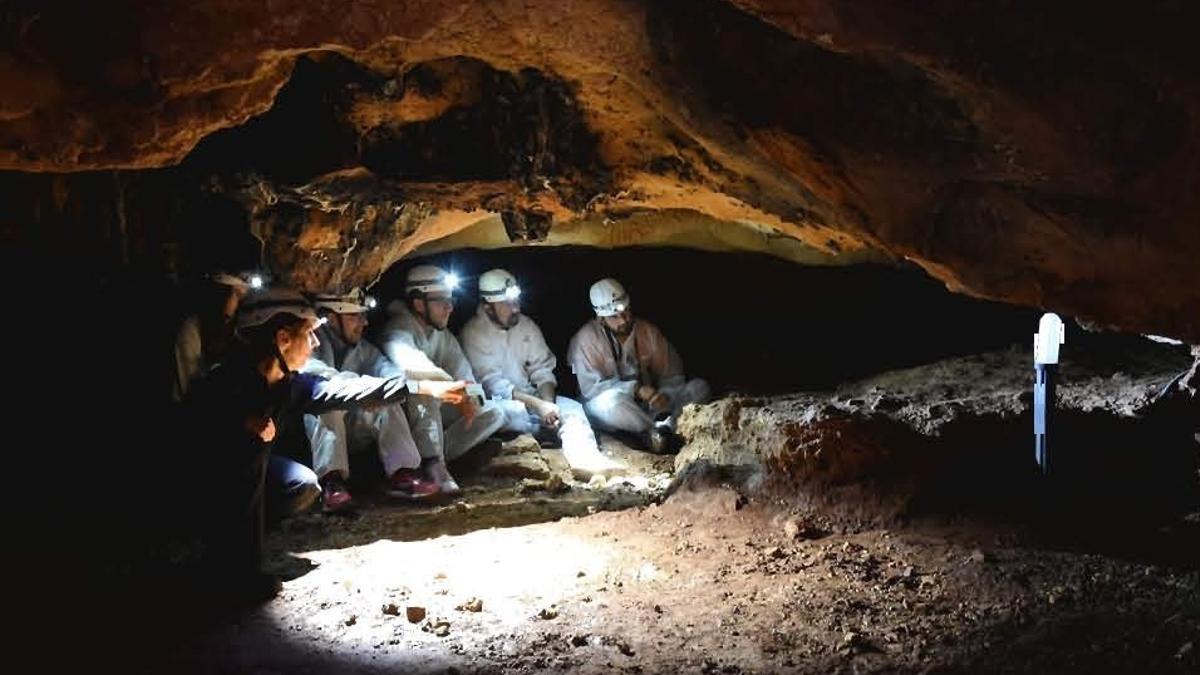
[1,1,1197,339]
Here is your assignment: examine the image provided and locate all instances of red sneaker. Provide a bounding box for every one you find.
[320,473,356,513]
[387,468,440,500]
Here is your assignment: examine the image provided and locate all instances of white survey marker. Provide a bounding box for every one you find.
[1034,313,1065,365]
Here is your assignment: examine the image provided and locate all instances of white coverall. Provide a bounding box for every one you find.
[301,323,420,479]
[377,300,505,462]
[567,317,710,434]
[460,306,610,474]
[172,315,205,402]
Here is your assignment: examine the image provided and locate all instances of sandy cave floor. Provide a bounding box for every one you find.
[122,451,1197,675]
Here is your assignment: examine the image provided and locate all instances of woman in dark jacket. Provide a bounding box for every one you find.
[186,287,468,600]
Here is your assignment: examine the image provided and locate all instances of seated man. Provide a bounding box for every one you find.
[378,264,506,496]
[303,289,461,510]
[567,278,710,452]
[460,269,621,479]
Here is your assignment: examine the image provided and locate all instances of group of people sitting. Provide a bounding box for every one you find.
[173,263,709,598]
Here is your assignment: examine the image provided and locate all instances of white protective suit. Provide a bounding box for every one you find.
[460,306,612,475]
[173,315,205,402]
[567,317,710,434]
[301,323,421,479]
[172,315,237,402]
[377,300,505,461]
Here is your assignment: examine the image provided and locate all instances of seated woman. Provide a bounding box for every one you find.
[183,287,469,601]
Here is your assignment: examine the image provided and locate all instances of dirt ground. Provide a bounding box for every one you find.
[99,468,1196,674]
[60,344,1198,674]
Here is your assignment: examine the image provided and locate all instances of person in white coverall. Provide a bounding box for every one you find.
[460,269,622,479]
[303,289,465,509]
[378,264,506,495]
[173,271,253,401]
[567,278,710,452]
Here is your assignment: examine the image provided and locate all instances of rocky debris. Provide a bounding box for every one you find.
[456,598,483,613]
[489,453,555,480]
[381,602,400,616]
[422,619,452,637]
[538,606,560,620]
[519,474,571,494]
[406,606,426,623]
[676,343,1195,526]
[500,434,543,456]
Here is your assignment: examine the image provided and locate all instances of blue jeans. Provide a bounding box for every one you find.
[265,454,320,522]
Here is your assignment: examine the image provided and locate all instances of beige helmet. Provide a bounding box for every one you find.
[405,264,459,296]
[236,288,318,333]
[478,268,521,303]
[589,278,629,317]
[311,287,375,314]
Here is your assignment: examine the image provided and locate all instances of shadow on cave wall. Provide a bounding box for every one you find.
[375,246,1047,396]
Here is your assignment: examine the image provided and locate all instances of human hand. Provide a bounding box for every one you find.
[417,379,468,405]
[648,391,671,413]
[536,399,561,428]
[636,384,657,403]
[245,415,276,442]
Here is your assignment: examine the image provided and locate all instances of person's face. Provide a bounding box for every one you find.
[332,312,368,345]
[418,293,454,330]
[222,285,247,321]
[487,300,521,329]
[278,318,320,371]
[601,309,633,337]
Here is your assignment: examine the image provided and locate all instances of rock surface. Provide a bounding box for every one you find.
[2,1,1199,339]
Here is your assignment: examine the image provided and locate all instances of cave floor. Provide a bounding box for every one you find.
[103,481,1196,674]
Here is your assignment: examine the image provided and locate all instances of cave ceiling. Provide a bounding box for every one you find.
[1,0,1197,340]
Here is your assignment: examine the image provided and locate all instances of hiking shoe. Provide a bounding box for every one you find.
[320,473,355,514]
[648,423,682,455]
[534,425,562,449]
[423,459,463,497]
[387,469,440,500]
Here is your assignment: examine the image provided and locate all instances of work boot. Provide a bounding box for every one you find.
[647,421,682,455]
[387,468,440,501]
[423,459,463,497]
[320,472,355,514]
[534,425,562,449]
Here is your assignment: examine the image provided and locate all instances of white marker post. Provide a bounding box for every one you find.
[1033,314,1065,475]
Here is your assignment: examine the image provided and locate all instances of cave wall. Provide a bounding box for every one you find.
[1,0,1198,339]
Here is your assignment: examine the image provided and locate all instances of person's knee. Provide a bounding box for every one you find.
[476,402,507,435]
[685,378,711,405]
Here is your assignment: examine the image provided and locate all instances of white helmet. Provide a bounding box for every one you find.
[478,268,521,303]
[405,264,459,296]
[236,288,318,332]
[311,287,373,314]
[207,271,256,291]
[589,278,629,317]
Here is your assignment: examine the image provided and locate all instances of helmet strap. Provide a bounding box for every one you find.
[272,343,292,377]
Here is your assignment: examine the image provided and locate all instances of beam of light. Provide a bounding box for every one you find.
[505,286,521,301]
[249,274,264,289]
[270,526,625,657]
[444,273,460,290]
